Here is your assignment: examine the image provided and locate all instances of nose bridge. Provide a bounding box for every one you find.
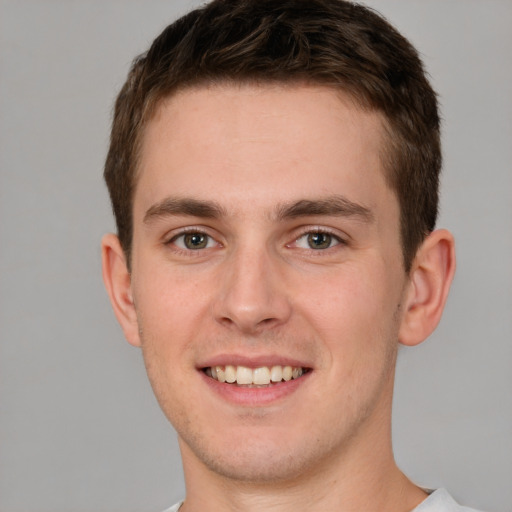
[214,238,291,333]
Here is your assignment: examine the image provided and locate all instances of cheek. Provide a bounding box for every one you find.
[134,262,211,336]
[134,271,203,422]
[132,269,208,402]
[298,261,403,361]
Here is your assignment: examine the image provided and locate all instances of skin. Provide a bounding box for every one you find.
[102,84,455,512]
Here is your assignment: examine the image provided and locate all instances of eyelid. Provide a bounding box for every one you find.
[164,225,214,240]
[162,224,348,252]
[292,225,348,241]
[287,225,349,250]
[164,226,222,250]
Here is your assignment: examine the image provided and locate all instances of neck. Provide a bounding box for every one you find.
[178,388,427,512]
[181,451,425,512]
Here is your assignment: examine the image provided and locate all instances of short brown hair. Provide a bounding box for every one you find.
[104,0,441,271]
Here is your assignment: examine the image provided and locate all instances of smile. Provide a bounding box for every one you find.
[204,365,308,386]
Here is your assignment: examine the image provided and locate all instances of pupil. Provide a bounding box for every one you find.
[185,233,207,249]
[308,232,331,249]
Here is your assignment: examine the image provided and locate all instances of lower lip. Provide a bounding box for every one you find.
[199,370,312,406]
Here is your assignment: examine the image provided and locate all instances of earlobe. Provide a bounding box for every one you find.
[398,229,456,347]
[101,233,142,347]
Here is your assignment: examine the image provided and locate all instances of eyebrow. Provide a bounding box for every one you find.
[275,196,374,222]
[144,197,227,223]
[143,194,373,224]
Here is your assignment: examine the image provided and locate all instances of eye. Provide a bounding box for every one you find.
[171,232,217,250]
[294,231,341,250]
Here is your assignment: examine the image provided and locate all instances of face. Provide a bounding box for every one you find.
[129,84,409,483]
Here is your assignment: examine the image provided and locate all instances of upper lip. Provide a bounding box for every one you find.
[197,353,312,370]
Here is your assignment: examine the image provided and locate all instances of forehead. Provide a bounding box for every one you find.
[134,83,395,221]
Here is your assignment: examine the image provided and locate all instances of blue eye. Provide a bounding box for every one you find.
[172,232,216,250]
[295,232,340,250]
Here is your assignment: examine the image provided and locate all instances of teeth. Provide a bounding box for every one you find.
[270,365,283,382]
[225,365,236,383]
[253,367,270,385]
[206,364,306,385]
[216,366,226,383]
[236,366,253,385]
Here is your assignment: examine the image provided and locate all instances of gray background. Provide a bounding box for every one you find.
[1,1,511,511]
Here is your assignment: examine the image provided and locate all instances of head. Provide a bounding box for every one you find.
[104,0,441,273]
[102,0,455,490]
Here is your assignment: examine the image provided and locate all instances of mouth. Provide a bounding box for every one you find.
[203,365,310,387]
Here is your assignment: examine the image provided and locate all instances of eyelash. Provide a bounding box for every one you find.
[164,226,347,254]
[289,227,347,252]
[165,227,221,254]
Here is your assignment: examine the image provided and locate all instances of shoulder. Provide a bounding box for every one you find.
[160,503,183,512]
[413,489,484,512]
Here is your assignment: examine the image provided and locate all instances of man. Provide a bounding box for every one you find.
[101,1,480,510]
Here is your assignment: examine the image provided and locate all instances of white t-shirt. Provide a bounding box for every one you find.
[161,488,483,511]
[413,489,483,511]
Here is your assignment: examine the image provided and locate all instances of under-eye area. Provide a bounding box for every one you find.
[203,365,311,386]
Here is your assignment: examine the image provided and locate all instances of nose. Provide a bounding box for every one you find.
[213,243,292,334]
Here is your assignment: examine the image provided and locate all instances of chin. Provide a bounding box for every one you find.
[183,435,319,483]
[176,417,349,485]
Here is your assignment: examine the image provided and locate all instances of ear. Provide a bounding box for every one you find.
[398,229,456,347]
[101,233,141,347]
